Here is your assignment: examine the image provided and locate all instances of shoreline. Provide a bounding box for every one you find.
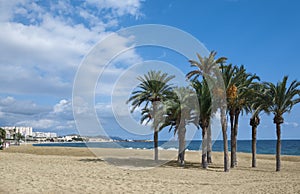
[3,144,300,161]
[27,140,300,157]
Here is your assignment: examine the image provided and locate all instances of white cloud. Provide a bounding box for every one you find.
[53,99,71,113]
[0,97,76,133]
[0,96,50,116]
[0,0,144,135]
[86,0,142,18]
[284,121,299,128]
[0,0,26,22]
[16,119,59,130]
[0,96,15,105]
[0,0,143,97]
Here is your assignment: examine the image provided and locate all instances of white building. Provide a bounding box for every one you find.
[64,135,78,141]
[32,132,57,138]
[1,126,33,138]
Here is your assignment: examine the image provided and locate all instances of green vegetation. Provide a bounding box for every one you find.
[127,51,300,172]
[191,79,212,169]
[160,86,198,166]
[127,70,175,161]
[0,127,6,149]
[264,76,300,171]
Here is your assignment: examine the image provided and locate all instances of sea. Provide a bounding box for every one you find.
[33,140,300,156]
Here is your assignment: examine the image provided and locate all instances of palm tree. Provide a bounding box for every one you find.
[207,125,213,163]
[16,132,23,145]
[127,70,175,161]
[227,65,260,168]
[224,64,239,168]
[160,87,197,166]
[191,79,212,168]
[245,83,270,167]
[187,51,230,172]
[250,115,260,167]
[264,76,300,171]
[0,127,6,149]
[13,127,17,144]
[187,51,227,80]
[218,63,237,172]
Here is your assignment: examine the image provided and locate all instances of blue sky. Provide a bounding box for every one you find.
[0,0,299,140]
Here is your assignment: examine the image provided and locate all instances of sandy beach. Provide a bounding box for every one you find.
[0,145,299,194]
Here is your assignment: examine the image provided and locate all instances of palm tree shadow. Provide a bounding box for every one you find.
[234,166,274,173]
[78,158,104,163]
[162,160,200,169]
[100,157,171,168]
[162,161,225,172]
[207,164,227,172]
[78,158,259,173]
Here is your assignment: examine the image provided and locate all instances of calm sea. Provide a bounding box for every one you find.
[33,140,300,156]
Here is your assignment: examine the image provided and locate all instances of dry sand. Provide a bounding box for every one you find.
[0,145,299,194]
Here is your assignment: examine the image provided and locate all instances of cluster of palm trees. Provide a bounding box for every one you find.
[127,51,300,172]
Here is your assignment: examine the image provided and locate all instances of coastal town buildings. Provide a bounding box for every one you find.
[1,126,57,139]
[1,126,33,138]
[32,132,57,138]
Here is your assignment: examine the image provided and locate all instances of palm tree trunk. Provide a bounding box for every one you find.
[221,108,229,172]
[153,101,159,161]
[178,127,186,166]
[207,125,212,163]
[230,110,235,168]
[202,127,208,168]
[252,124,257,168]
[232,111,240,167]
[154,130,158,161]
[276,122,281,171]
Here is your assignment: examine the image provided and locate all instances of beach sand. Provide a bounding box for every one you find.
[0,145,299,194]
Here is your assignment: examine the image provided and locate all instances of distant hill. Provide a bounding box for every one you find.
[84,135,124,141]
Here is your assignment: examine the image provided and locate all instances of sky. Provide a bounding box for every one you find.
[0,0,299,140]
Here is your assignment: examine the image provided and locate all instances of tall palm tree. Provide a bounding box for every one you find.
[191,79,212,168]
[187,51,230,172]
[160,87,197,166]
[224,64,239,168]
[227,65,260,168]
[127,70,175,161]
[187,51,227,79]
[218,63,238,172]
[265,76,300,171]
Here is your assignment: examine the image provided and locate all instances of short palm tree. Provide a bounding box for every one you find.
[16,132,23,145]
[160,87,197,166]
[245,83,270,167]
[264,76,300,171]
[127,70,175,161]
[191,79,212,168]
